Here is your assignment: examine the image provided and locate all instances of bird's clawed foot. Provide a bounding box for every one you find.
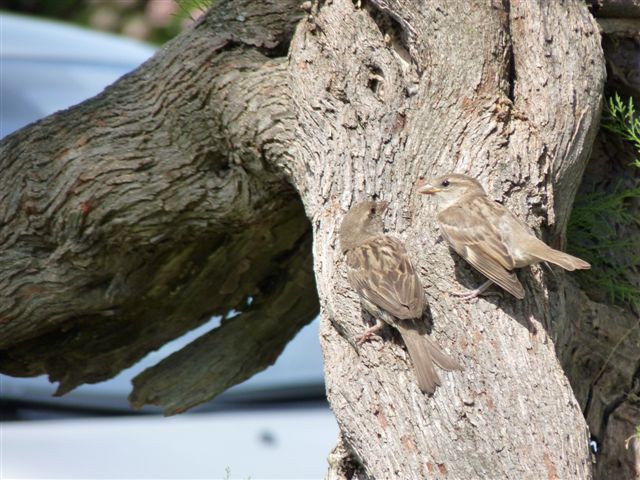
[355,323,384,346]
[449,280,502,302]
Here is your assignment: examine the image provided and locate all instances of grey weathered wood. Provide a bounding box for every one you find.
[0,0,315,396]
[0,0,637,478]
[128,228,316,414]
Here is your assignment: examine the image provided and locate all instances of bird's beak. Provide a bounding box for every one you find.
[418,184,441,195]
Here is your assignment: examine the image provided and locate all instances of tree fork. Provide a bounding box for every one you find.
[1,0,638,478]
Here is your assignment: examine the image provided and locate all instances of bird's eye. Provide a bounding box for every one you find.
[441,179,450,187]
[369,207,376,215]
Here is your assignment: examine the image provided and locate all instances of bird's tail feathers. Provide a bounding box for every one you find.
[423,334,463,371]
[534,245,591,271]
[397,323,461,395]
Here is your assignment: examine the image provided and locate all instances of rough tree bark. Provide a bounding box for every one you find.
[0,0,638,478]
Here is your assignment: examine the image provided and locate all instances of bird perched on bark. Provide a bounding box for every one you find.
[340,201,460,394]
[419,173,591,300]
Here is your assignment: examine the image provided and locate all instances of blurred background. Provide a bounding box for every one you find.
[0,3,335,478]
[0,0,208,44]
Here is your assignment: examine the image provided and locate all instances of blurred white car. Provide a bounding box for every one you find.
[0,12,336,479]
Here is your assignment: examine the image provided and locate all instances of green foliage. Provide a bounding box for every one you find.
[176,0,215,21]
[567,94,640,309]
[602,94,640,167]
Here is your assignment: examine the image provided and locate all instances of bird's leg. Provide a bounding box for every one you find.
[450,279,501,301]
[355,319,385,346]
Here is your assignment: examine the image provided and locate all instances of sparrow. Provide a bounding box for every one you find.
[340,201,461,394]
[419,173,591,299]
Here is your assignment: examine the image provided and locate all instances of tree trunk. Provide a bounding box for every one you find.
[1,0,637,478]
[289,1,602,477]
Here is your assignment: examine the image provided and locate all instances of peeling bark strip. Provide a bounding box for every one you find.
[129,229,316,415]
[0,0,637,478]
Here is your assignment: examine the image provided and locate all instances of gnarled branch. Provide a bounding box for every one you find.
[0,0,317,401]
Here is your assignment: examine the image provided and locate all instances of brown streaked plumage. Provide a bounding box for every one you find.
[340,201,460,394]
[419,173,591,299]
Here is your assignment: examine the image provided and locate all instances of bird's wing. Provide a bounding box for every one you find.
[438,196,525,298]
[346,236,424,319]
